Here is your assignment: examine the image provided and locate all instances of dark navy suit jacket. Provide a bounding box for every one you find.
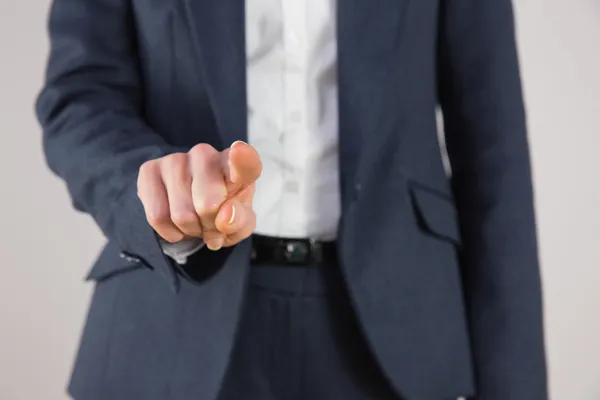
[36,0,547,399]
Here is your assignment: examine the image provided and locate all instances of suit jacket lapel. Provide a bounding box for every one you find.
[337,0,410,198]
[181,0,247,148]
[179,0,409,167]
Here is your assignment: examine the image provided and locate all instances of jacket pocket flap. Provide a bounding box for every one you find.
[409,184,462,246]
[86,244,148,282]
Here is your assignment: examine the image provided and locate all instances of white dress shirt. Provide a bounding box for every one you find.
[163,0,340,262]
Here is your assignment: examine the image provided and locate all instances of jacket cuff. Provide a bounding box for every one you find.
[111,182,182,292]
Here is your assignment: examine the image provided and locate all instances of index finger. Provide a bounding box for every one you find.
[222,141,262,188]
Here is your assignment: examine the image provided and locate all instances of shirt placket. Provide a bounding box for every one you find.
[281,0,308,236]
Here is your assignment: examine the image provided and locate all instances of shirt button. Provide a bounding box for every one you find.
[284,181,299,193]
[289,111,302,123]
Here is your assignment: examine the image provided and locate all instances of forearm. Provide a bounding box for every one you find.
[35,0,227,290]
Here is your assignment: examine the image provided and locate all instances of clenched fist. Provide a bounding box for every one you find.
[137,141,262,251]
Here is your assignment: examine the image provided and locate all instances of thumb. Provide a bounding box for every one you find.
[222,141,262,192]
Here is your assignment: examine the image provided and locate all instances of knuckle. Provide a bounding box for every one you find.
[146,209,170,228]
[138,160,157,184]
[194,197,221,217]
[140,158,158,173]
[165,152,189,171]
[189,143,216,159]
[171,210,198,227]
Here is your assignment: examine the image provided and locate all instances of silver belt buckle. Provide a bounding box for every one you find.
[284,240,311,264]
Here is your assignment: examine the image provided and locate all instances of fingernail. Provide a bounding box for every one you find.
[231,140,247,149]
[228,204,236,225]
[206,238,224,251]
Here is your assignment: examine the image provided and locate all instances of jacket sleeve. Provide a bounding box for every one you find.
[35,0,226,291]
[437,0,548,398]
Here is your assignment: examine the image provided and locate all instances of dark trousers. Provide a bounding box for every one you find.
[218,264,401,400]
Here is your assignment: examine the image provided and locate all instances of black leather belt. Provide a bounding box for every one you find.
[251,234,338,267]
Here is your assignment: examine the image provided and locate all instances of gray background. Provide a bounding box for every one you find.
[0,0,599,399]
